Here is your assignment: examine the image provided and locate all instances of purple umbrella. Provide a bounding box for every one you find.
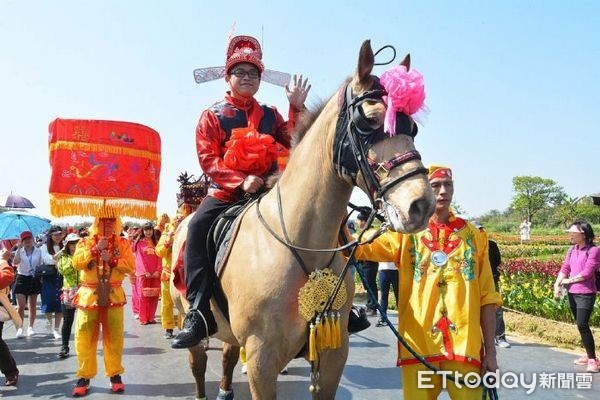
[0,194,35,209]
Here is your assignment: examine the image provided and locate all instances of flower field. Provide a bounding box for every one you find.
[496,234,600,327]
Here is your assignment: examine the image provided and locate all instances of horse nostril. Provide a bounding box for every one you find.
[408,198,431,221]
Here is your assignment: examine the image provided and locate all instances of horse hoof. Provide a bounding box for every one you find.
[216,388,234,400]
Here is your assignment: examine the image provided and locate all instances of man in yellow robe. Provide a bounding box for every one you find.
[155,212,185,338]
[71,215,134,397]
[355,165,501,400]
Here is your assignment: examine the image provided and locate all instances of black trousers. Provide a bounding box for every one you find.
[494,282,506,339]
[568,292,596,359]
[184,196,231,311]
[0,322,18,379]
[61,304,76,348]
[378,269,398,317]
[361,261,379,311]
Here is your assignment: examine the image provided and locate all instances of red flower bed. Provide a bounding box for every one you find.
[499,259,562,277]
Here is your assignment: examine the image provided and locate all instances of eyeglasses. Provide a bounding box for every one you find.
[230,69,260,79]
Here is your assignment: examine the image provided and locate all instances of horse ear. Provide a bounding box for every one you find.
[400,54,411,70]
[357,40,374,85]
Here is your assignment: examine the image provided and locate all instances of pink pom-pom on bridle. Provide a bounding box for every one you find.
[379,65,426,135]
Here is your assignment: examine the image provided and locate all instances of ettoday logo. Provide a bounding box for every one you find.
[418,370,594,394]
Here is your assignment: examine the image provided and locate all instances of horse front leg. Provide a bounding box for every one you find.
[188,344,208,400]
[245,337,282,400]
[219,343,240,393]
[314,341,349,399]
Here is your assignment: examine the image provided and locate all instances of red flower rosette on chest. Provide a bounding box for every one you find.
[223,127,282,176]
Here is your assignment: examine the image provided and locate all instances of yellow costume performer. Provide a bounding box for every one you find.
[356,165,502,400]
[71,216,134,396]
[155,218,178,336]
[48,118,161,397]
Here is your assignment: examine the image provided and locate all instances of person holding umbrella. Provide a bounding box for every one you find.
[12,231,42,338]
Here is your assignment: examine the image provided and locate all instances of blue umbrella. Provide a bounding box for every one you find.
[0,211,51,240]
[0,194,35,209]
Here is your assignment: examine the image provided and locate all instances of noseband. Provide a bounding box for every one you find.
[333,78,428,205]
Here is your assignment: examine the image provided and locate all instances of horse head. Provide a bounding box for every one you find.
[333,40,435,233]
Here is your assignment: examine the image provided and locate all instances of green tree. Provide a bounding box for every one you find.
[575,197,600,224]
[552,195,580,226]
[511,176,565,223]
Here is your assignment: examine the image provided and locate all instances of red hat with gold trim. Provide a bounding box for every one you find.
[428,165,453,181]
[225,35,264,74]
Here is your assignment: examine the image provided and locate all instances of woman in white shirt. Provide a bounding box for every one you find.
[39,226,64,339]
[12,231,42,338]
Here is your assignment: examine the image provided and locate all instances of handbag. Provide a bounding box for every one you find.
[61,265,80,308]
[0,306,10,322]
[0,290,21,326]
[142,287,160,298]
[35,264,57,278]
[61,287,79,308]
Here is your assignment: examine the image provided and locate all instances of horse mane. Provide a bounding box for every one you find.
[264,100,326,189]
[291,77,353,149]
[290,101,326,149]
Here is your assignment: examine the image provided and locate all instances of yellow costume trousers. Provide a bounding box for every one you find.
[239,346,247,365]
[75,306,125,379]
[160,280,175,330]
[402,360,483,400]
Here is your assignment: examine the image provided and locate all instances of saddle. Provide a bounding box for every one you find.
[207,198,256,277]
[205,197,257,322]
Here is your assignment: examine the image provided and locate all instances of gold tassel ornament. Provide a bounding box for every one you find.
[324,312,333,350]
[308,322,317,362]
[333,311,341,349]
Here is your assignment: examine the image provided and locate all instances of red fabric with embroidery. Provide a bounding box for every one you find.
[48,119,161,219]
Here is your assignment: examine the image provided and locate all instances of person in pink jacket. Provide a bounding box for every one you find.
[554,220,599,373]
[132,222,161,325]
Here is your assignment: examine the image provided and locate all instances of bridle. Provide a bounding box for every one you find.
[256,75,429,259]
[333,76,428,208]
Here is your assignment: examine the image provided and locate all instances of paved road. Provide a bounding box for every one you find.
[0,285,598,399]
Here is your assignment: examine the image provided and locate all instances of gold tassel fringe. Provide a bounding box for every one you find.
[308,322,317,362]
[333,311,341,349]
[50,194,156,220]
[323,313,332,349]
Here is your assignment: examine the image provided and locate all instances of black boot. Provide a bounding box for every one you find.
[171,309,217,349]
[58,345,69,359]
[348,306,370,334]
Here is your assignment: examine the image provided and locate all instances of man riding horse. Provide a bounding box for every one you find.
[172,35,311,348]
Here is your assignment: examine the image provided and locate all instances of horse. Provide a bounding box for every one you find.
[170,39,436,400]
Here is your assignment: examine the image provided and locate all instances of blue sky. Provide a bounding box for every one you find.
[1,0,599,220]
